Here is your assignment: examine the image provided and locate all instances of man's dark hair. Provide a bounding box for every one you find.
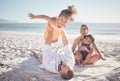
[61,70,74,80]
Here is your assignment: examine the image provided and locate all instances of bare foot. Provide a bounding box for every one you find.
[29,49,43,63]
[30,50,39,58]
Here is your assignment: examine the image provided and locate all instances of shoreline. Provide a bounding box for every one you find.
[1,31,120,41]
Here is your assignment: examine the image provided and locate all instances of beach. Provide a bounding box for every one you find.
[0,32,120,81]
[1,0,120,80]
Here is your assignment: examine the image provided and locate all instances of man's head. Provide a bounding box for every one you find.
[58,62,74,80]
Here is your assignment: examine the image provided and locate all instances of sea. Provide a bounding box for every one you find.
[0,23,120,40]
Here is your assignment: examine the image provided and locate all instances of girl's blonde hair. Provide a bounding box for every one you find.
[59,5,77,21]
[68,5,77,15]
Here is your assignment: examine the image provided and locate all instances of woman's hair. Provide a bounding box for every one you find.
[59,5,77,21]
[81,24,89,34]
[81,24,88,30]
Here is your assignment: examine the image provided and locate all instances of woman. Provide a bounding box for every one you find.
[72,24,105,65]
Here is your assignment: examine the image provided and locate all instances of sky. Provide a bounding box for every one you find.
[0,0,120,23]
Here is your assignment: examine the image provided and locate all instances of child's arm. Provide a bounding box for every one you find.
[28,13,54,23]
[80,45,93,54]
[83,46,92,53]
[88,46,93,54]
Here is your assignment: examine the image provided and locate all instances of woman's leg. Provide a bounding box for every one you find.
[86,54,100,64]
[83,54,101,64]
[76,59,80,65]
[82,53,92,64]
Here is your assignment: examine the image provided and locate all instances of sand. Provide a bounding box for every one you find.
[0,32,120,81]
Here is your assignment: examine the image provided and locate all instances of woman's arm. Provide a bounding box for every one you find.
[72,36,81,53]
[72,40,77,53]
[93,42,106,60]
[28,13,54,23]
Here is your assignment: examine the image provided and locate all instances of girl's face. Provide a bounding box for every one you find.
[80,26,88,35]
[57,16,71,28]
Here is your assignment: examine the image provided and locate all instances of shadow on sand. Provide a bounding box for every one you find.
[0,56,66,81]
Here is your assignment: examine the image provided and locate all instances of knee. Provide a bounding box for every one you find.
[94,54,101,60]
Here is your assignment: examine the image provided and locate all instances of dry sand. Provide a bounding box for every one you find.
[0,32,120,81]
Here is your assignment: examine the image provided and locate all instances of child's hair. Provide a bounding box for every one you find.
[84,34,95,43]
[59,5,77,21]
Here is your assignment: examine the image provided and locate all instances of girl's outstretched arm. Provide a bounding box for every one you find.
[28,13,53,23]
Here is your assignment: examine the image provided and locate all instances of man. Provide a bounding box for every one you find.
[33,30,75,80]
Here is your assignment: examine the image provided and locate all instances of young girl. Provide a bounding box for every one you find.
[28,5,77,43]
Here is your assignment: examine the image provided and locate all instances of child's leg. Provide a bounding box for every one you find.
[74,54,78,65]
[74,52,82,65]
[76,59,80,65]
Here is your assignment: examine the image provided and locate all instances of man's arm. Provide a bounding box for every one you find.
[61,30,68,46]
[61,30,75,67]
[93,42,106,60]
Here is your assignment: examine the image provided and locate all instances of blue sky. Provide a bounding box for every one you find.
[0,0,120,23]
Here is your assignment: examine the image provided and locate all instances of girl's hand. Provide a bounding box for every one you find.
[28,13,35,19]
